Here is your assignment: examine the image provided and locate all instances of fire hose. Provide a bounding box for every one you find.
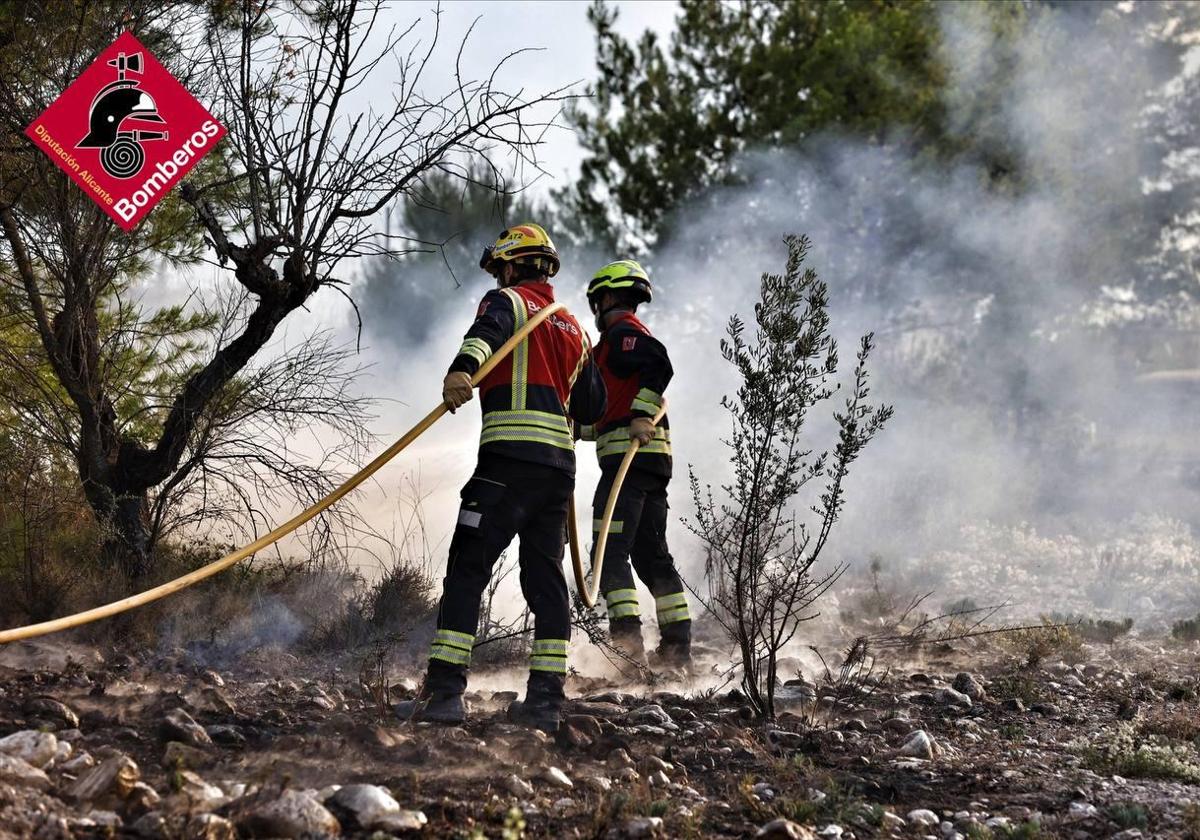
[0,300,664,643]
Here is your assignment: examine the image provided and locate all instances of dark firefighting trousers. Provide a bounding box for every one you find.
[424,454,572,702]
[592,466,691,649]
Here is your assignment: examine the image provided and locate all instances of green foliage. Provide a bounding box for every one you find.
[567,0,949,247]
[1078,722,1200,784]
[1106,803,1149,830]
[687,235,892,718]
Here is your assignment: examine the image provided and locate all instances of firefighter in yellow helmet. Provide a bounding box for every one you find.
[582,259,691,669]
[396,223,606,732]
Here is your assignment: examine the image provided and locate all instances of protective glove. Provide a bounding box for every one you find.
[630,416,656,447]
[442,371,474,413]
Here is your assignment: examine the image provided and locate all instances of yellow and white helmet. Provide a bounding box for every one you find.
[479,223,561,278]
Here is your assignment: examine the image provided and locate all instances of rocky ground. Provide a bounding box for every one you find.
[1,636,1199,839]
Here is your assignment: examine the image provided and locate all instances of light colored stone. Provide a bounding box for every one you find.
[0,753,51,790]
[372,809,427,831]
[907,809,939,827]
[76,755,134,804]
[61,752,96,774]
[624,704,672,727]
[542,765,573,788]
[504,775,534,797]
[0,731,58,769]
[899,730,936,759]
[330,783,400,828]
[623,816,664,838]
[162,709,212,747]
[235,790,341,837]
[936,688,972,708]
[756,817,817,839]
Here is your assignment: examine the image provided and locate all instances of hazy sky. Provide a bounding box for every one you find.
[373,0,679,194]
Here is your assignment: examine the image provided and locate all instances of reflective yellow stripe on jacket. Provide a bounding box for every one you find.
[481,409,574,451]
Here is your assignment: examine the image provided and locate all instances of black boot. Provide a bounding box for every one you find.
[507,671,565,733]
[609,617,648,668]
[651,622,692,674]
[395,661,468,725]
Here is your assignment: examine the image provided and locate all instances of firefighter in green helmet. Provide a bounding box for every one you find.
[582,259,691,668]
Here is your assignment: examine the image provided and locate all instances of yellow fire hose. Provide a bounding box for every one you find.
[573,399,668,608]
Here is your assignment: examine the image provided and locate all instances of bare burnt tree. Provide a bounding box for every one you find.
[0,0,569,582]
[686,235,893,719]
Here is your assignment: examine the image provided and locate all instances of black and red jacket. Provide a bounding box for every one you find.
[449,282,605,475]
[584,310,672,478]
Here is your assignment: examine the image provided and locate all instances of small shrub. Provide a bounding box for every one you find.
[1002,620,1085,668]
[1078,722,1200,784]
[1106,802,1149,830]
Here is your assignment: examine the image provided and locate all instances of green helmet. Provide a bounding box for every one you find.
[587,259,653,306]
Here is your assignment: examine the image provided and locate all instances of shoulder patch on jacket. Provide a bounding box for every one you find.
[622,335,637,351]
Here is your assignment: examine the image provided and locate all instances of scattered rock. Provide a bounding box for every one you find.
[125,782,161,816]
[756,817,817,839]
[898,730,936,760]
[541,766,573,789]
[1030,702,1060,717]
[60,752,96,774]
[622,816,664,838]
[329,783,400,829]
[372,810,427,832]
[205,725,246,747]
[234,789,341,838]
[504,774,534,797]
[186,813,237,840]
[0,754,51,790]
[161,709,212,747]
[1001,698,1026,713]
[23,697,80,728]
[935,688,973,708]
[952,673,987,701]
[67,754,139,804]
[907,809,939,827]
[624,704,672,727]
[0,730,58,769]
[607,748,635,770]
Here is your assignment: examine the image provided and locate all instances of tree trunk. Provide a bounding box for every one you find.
[101,493,152,582]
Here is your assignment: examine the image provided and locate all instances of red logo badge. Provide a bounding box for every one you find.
[24,31,226,231]
[623,336,638,351]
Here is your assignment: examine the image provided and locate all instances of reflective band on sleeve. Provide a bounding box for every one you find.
[591,519,624,535]
[631,387,663,416]
[429,628,475,666]
[530,638,568,674]
[605,588,640,620]
[457,337,492,367]
[655,592,691,625]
